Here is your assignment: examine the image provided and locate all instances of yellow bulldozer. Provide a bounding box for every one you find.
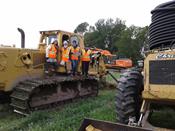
[0,29,106,115]
[79,1,175,131]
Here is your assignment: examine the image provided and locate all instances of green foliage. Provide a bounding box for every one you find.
[0,90,115,131]
[80,18,148,64]
[74,22,89,34]
[116,26,148,63]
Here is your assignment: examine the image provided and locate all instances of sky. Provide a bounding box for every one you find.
[0,0,170,48]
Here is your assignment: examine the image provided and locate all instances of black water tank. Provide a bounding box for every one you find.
[149,1,175,50]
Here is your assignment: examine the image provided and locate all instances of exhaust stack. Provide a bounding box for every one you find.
[17,28,25,48]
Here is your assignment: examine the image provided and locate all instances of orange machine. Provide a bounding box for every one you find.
[112,58,132,69]
[92,48,132,69]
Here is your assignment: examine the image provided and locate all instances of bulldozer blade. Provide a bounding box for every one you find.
[79,118,153,131]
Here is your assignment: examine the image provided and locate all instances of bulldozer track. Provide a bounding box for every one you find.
[10,75,99,115]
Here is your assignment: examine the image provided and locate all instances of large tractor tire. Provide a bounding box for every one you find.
[116,68,143,124]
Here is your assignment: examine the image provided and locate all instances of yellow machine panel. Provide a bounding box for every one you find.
[0,48,44,92]
[143,50,175,102]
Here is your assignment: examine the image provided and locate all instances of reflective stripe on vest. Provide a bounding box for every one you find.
[71,47,80,60]
[61,47,70,62]
[49,45,57,59]
[82,49,91,61]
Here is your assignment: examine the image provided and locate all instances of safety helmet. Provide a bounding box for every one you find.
[52,40,58,45]
[63,40,68,45]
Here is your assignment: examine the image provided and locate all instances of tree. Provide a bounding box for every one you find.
[74,18,148,64]
[84,18,126,53]
[74,22,89,35]
[116,26,148,63]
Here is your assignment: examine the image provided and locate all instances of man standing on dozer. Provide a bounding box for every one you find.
[45,40,59,74]
[81,47,92,77]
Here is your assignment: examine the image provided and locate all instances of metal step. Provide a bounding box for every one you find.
[10,94,28,101]
[15,86,33,92]
[10,103,27,110]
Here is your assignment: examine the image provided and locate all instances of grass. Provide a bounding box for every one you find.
[0,90,116,131]
[99,72,120,89]
[105,72,120,84]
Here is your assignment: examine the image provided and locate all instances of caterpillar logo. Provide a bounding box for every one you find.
[156,53,175,59]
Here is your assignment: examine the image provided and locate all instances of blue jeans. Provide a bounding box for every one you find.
[71,60,78,75]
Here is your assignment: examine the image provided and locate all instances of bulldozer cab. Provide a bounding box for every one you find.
[38,30,82,73]
[38,30,84,51]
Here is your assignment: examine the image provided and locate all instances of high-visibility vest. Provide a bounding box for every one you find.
[82,49,91,61]
[48,45,57,59]
[71,46,80,60]
[61,47,70,62]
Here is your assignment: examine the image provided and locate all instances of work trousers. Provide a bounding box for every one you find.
[82,61,90,76]
[71,60,78,76]
[45,58,58,72]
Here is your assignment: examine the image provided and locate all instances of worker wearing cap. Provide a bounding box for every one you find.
[61,40,70,72]
[45,40,59,73]
[70,40,80,76]
[81,47,92,76]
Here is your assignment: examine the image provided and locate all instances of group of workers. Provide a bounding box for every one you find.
[45,39,92,76]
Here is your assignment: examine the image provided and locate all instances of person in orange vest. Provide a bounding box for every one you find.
[70,40,80,76]
[81,47,92,76]
[45,40,58,73]
[60,40,70,72]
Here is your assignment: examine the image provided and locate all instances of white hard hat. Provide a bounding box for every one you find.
[63,40,68,45]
